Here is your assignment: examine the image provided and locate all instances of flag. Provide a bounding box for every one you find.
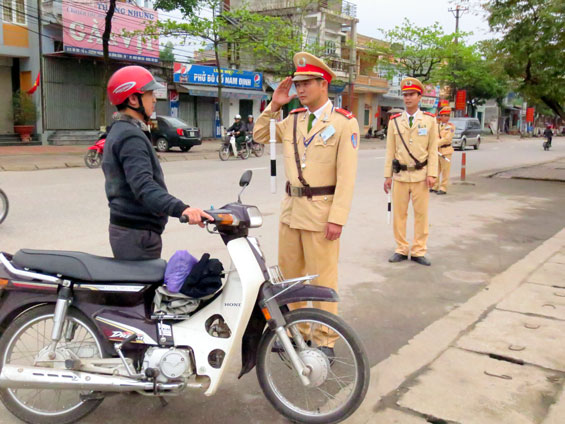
[27,73,40,95]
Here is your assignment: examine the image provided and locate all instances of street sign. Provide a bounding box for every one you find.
[173,63,263,90]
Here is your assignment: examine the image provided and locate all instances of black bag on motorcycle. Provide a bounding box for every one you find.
[179,253,224,298]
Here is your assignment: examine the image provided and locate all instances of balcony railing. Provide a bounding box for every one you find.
[354,74,388,89]
[246,0,357,18]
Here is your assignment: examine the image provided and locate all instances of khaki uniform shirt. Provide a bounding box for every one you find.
[438,122,455,155]
[384,110,439,182]
[254,101,359,232]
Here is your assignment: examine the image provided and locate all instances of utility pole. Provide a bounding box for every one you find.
[448,4,468,116]
[37,0,46,144]
[348,17,357,112]
[448,4,468,44]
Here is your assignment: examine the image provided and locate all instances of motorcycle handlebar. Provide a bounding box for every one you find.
[179,210,216,224]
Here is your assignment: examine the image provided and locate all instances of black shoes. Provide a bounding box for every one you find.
[436,190,447,195]
[411,256,431,266]
[429,189,437,193]
[389,253,408,263]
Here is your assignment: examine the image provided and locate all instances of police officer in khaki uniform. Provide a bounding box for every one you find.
[431,106,455,195]
[384,77,439,266]
[254,52,359,352]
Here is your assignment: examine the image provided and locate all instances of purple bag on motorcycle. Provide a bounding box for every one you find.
[164,250,198,293]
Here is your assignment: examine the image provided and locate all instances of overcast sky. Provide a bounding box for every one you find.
[355,0,495,44]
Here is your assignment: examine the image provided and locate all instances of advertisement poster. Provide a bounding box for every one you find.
[455,90,467,111]
[62,0,159,63]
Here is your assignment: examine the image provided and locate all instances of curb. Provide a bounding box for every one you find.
[346,227,565,424]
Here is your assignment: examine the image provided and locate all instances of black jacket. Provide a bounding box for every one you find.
[227,121,245,136]
[102,116,188,234]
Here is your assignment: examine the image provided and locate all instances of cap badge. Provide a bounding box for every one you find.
[297,57,307,67]
[406,81,412,86]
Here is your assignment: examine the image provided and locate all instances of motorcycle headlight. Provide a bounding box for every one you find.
[247,206,263,228]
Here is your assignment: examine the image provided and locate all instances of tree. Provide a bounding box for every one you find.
[433,41,509,107]
[368,19,456,82]
[484,0,565,118]
[159,41,176,62]
[101,0,117,127]
[148,0,320,127]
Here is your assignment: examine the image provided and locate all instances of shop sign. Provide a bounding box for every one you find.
[173,63,263,90]
[455,90,467,110]
[526,107,535,123]
[62,0,159,63]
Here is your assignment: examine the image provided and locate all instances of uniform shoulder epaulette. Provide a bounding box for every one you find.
[423,111,436,118]
[290,107,307,114]
[335,108,355,119]
[390,113,402,119]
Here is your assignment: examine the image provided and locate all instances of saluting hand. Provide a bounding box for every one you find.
[271,76,297,112]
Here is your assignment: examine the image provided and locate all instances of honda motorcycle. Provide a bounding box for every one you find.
[245,134,265,157]
[0,171,369,424]
[84,135,106,169]
[0,189,8,224]
[219,131,250,161]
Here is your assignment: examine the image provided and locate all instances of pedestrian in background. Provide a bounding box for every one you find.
[384,77,438,266]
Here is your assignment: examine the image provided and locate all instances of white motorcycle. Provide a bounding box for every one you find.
[219,131,250,161]
[0,171,369,424]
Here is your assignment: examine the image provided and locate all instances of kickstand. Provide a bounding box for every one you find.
[159,396,169,407]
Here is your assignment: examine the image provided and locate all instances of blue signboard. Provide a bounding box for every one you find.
[173,63,263,90]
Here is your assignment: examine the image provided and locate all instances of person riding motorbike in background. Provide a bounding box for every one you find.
[102,65,212,260]
[244,115,255,134]
[544,125,554,148]
[227,114,246,150]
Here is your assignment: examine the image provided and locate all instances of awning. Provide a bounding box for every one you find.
[180,84,268,100]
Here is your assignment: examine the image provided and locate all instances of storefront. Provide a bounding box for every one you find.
[173,63,267,138]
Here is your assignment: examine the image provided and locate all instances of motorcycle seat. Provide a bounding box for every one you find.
[13,249,166,283]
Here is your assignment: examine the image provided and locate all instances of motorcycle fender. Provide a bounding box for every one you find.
[271,282,339,307]
[238,303,265,379]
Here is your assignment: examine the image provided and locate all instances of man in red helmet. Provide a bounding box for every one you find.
[102,65,212,260]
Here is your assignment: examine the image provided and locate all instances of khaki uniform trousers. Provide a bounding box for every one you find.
[433,154,452,192]
[392,180,429,257]
[278,222,339,347]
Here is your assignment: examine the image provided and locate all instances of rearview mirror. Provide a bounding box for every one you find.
[239,170,252,187]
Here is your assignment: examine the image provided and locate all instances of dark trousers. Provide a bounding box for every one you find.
[109,224,162,260]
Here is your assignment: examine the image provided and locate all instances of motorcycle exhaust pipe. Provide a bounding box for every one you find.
[0,365,184,393]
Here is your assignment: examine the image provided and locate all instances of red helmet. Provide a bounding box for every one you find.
[107,66,164,106]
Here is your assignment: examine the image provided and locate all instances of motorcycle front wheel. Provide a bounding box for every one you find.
[0,189,8,224]
[219,145,230,161]
[256,308,369,424]
[0,305,107,424]
[84,151,101,168]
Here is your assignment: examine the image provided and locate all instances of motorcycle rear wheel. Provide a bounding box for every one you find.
[0,189,8,224]
[84,151,101,169]
[0,305,107,424]
[219,146,230,161]
[256,308,369,424]
[252,143,265,157]
[240,147,250,160]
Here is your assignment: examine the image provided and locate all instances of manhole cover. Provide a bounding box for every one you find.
[444,270,489,284]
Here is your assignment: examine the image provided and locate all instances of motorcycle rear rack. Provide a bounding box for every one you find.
[0,253,60,284]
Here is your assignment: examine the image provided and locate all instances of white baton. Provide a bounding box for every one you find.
[387,192,392,225]
[269,119,277,194]
[437,151,451,162]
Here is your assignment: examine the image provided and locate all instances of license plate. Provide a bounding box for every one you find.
[189,131,195,137]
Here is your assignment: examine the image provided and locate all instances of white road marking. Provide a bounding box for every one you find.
[245,167,267,171]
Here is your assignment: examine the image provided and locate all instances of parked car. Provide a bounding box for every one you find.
[150,116,202,152]
[450,118,482,150]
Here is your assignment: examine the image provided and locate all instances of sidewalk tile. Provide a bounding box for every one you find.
[457,309,565,372]
[368,409,428,423]
[528,262,565,287]
[398,348,562,424]
[543,387,565,424]
[548,251,565,265]
[497,283,565,321]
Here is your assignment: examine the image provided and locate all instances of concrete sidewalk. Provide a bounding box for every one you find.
[0,134,523,172]
[347,227,565,424]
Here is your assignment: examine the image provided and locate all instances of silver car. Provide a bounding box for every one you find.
[451,118,482,150]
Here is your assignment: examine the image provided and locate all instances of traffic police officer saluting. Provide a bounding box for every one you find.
[254,52,359,352]
[432,106,455,195]
[384,77,439,266]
